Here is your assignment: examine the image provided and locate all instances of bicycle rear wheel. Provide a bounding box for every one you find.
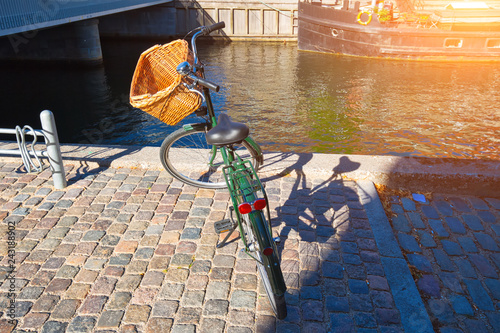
[160,126,260,189]
[243,212,287,319]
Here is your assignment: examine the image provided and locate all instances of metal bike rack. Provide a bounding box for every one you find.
[0,110,67,189]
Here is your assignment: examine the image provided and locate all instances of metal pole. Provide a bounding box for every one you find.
[40,110,67,189]
[0,149,48,157]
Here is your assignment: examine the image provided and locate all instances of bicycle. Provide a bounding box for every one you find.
[156,22,287,319]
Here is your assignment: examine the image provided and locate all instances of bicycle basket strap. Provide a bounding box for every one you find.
[129,39,202,125]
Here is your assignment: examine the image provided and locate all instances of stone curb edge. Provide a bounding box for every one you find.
[1,141,499,196]
[358,180,434,333]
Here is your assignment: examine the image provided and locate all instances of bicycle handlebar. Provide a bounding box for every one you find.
[189,74,220,92]
[201,22,226,36]
[184,22,225,93]
[191,21,225,66]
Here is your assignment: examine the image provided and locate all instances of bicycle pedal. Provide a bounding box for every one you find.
[214,219,234,234]
[273,237,281,244]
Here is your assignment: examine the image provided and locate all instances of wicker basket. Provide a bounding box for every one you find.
[129,39,202,125]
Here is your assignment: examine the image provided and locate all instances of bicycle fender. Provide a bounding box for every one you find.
[244,136,264,165]
[249,211,287,295]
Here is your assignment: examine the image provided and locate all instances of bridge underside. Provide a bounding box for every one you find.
[0,0,173,37]
[0,0,173,65]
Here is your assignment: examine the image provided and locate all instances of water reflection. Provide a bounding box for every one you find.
[1,41,499,160]
[294,53,500,158]
[212,44,499,159]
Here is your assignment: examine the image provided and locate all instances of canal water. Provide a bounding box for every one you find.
[1,40,499,160]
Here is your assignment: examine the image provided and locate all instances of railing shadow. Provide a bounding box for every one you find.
[0,141,143,186]
[61,143,143,185]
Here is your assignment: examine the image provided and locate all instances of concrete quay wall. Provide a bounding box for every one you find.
[0,141,498,197]
[98,0,298,40]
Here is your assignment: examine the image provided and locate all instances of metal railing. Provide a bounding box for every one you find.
[0,110,66,189]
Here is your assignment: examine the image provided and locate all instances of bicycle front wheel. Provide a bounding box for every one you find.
[160,126,260,189]
[243,212,287,319]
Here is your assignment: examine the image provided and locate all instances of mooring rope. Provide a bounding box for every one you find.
[256,0,294,18]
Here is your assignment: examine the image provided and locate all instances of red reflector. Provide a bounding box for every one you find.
[253,199,267,210]
[238,202,252,214]
[263,247,273,256]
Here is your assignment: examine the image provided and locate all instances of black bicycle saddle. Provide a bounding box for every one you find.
[206,113,249,146]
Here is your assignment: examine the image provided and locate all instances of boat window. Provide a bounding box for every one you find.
[444,39,463,48]
[486,39,500,48]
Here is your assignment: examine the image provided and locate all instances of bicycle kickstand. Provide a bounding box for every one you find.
[214,206,237,248]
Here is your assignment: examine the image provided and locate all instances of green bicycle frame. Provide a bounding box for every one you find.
[222,159,286,296]
[185,54,284,296]
[181,85,264,169]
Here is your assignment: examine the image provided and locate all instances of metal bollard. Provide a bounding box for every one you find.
[40,110,67,189]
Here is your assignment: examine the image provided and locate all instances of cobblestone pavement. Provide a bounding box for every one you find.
[386,192,500,332]
[0,160,498,332]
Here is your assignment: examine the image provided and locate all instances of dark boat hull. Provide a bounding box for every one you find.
[298,1,500,61]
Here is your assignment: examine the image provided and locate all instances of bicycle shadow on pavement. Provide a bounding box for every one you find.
[275,154,361,247]
[261,154,369,332]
